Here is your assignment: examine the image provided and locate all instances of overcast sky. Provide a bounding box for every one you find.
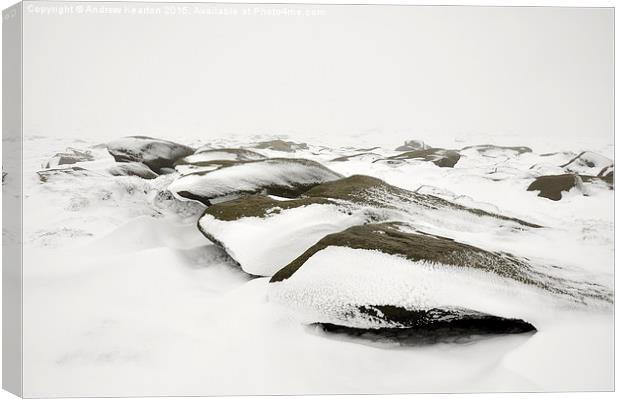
[22,3,613,147]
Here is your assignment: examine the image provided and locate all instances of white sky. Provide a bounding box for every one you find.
[22,2,613,147]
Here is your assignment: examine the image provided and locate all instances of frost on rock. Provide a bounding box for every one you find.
[107,136,194,173]
[269,222,612,330]
[168,158,343,205]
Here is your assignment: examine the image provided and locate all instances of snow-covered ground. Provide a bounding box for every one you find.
[16,133,614,396]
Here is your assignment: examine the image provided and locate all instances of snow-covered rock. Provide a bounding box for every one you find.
[107,162,159,179]
[253,139,309,152]
[395,139,430,151]
[269,222,611,329]
[181,148,266,162]
[197,175,541,276]
[107,136,194,172]
[379,148,461,168]
[168,158,343,205]
[42,148,94,168]
[560,151,613,176]
[460,144,532,157]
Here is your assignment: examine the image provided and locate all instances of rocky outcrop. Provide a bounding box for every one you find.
[168,158,342,205]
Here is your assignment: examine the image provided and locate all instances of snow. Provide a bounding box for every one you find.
[199,203,367,276]
[18,134,614,395]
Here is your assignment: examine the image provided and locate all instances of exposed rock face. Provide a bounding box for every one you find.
[107,136,194,173]
[168,158,343,205]
[268,222,611,329]
[381,148,461,168]
[527,174,583,201]
[253,139,309,152]
[43,148,94,168]
[395,140,430,152]
[107,162,159,179]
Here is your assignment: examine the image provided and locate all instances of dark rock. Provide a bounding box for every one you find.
[527,174,582,201]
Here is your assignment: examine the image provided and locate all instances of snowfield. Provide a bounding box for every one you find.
[16,133,614,396]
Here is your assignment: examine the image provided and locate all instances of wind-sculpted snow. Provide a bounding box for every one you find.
[107,136,194,173]
[269,223,612,329]
[197,175,540,276]
[168,158,343,205]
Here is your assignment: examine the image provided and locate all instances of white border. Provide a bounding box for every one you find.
[0,0,615,398]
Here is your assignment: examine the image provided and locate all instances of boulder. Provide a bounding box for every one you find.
[168,158,342,205]
[395,140,430,152]
[107,162,159,179]
[268,222,611,329]
[42,148,94,168]
[106,136,194,173]
[37,166,100,183]
[527,174,583,201]
[380,148,461,168]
